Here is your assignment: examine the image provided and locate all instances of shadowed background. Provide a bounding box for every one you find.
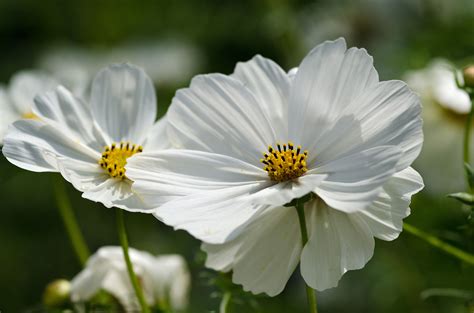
[0,0,473,312]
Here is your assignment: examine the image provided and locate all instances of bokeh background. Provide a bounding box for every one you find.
[1,0,474,312]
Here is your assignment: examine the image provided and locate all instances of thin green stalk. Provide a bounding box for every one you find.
[295,199,318,313]
[420,288,473,301]
[219,291,232,313]
[404,223,474,265]
[463,95,474,192]
[116,209,150,313]
[53,176,90,266]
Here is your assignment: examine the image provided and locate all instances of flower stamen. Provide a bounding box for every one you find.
[261,141,308,182]
[22,112,38,119]
[99,142,143,179]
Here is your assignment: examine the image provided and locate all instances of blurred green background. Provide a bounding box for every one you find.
[0,0,473,312]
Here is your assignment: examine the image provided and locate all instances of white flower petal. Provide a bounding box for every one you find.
[126,150,278,243]
[408,60,471,114]
[300,199,374,291]
[71,247,190,311]
[167,74,277,166]
[126,149,268,208]
[313,80,423,171]
[287,39,421,172]
[232,55,291,140]
[71,247,155,309]
[155,187,269,244]
[33,86,107,152]
[232,206,302,296]
[202,205,302,296]
[202,241,241,273]
[250,173,327,206]
[70,265,109,301]
[71,248,115,301]
[101,268,143,310]
[54,155,107,190]
[313,146,403,213]
[149,255,191,310]
[2,119,100,172]
[0,87,19,144]
[355,167,424,240]
[82,178,154,213]
[289,38,378,148]
[142,115,170,151]
[287,67,298,79]
[90,64,157,144]
[93,247,156,309]
[8,70,59,114]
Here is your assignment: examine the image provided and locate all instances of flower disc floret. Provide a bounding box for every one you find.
[261,141,308,182]
[99,142,143,179]
[22,112,38,119]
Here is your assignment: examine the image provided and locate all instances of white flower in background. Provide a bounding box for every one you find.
[405,59,473,194]
[405,59,470,114]
[38,39,202,86]
[2,63,169,211]
[0,71,58,143]
[126,39,424,293]
[71,246,190,312]
[0,69,92,144]
[297,0,474,64]
[108,40,202,85]
[44,63,91,100]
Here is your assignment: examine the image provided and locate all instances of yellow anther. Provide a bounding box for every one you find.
[99,141,143,179]
[22,112,38,120]
[261,141,308,182]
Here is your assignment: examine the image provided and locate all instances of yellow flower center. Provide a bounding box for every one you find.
[261,141,308,182]
[22,112,38,119]
[99,142,143,179]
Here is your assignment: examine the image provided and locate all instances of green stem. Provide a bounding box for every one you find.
[116,209,150,313]
[404,223,474,265]
[295,199,318,313]
[463,95,474,192]
[53,176,90,267]
[219,291,232,313]
[420,288,473,301]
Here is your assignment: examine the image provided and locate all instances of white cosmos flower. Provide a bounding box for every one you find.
[405,59,472,194]
[405,59,471,114]
[38,39,202,86]
[0,70,59,143]
[71,246,191,312]
[125,38,424,293]
[2,63,169,211]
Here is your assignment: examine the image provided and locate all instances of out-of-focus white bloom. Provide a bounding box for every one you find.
[71,246,190,312]
[38,39,202,86]
[298,0,474,50]
[2,63,170,211]
[0,71,58,143]
[297,0,408,54]
[45,63,91,99]
[405,59,471,114]
[0,69,91,144]
[126,39,424,294]
[405,59,473,194]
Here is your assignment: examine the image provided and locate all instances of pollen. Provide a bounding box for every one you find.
[261,141,308,182]
[22,112,38,119]
[99,142,143,179]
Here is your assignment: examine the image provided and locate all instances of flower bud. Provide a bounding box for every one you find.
[42,279,71,308]
[463,65,474,88]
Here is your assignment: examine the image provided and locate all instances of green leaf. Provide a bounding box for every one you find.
[465,163,474,189]
[448,192,474,205]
